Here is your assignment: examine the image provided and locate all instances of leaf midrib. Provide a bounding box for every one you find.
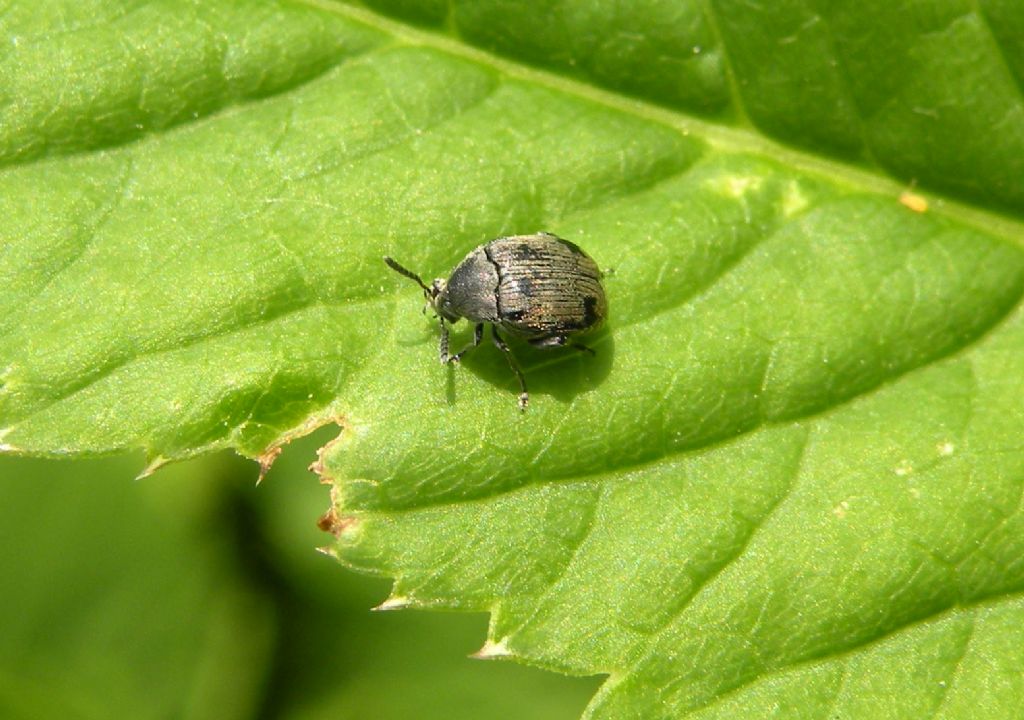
[301,0,1024,244]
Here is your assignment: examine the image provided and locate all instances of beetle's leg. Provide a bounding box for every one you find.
[529,335,567,349]
[491,327,528,411]
[449,323,484,364]
[438,317,450,364]
[529,335,596,356]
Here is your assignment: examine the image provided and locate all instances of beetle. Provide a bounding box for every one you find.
[384,232,608,410]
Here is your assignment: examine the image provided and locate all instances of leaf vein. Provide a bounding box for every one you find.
[695,0,751,126]
[925,615,976,720]
[0,156,137,343]
[498,482,604,642]
[0,39,380,170]
[624,428,810,664]
[967,0,1024,103]
[683,593,1014,717]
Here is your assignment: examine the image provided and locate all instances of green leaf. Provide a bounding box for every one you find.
[3,1,1024,718]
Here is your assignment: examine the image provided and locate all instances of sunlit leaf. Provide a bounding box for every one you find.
[3,1,1023,717]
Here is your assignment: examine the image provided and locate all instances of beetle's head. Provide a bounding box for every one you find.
[426,277,446,304]
[430,279,464,323]
[384,256,459,321]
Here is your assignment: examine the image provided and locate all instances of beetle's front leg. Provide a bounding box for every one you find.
[449,323,484,364]
[438,317,450,364]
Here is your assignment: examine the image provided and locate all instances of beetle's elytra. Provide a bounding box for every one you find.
[385,232,608,410]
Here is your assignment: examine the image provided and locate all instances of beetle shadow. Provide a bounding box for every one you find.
[452,325,615,407]
[394,323,438,348]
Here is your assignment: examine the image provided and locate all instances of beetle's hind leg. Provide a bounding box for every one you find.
[529,334,595,356]
[491,327,529,411]
[449,323,484,364]
[529,334,567,349]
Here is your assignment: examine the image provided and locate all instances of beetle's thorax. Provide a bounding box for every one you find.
[437,248,501,324]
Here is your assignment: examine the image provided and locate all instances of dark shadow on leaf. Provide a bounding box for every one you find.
[393,323,437,348]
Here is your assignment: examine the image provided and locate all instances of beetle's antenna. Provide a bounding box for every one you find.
[384,256,430,292]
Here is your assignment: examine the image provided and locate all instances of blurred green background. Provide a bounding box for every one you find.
[0,430,601,719]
